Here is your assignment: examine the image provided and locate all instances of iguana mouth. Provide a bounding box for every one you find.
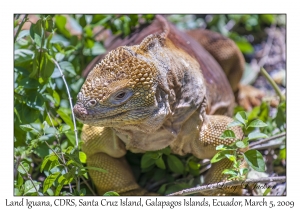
[73,103,127,123]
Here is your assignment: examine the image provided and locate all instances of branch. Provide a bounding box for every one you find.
[14,15,28,43]
[51,58,79,148]
[260,67,285,102]
[80,175,97,196]
[250,132,286,148]
[15,156,39,195]
[167,176,286,196]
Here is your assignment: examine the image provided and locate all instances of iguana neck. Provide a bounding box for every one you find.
[114,38,207,152]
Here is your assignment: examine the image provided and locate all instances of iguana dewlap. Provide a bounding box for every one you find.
[74,15,246,195]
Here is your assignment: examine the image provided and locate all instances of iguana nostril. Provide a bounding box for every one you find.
[73,103,88,117]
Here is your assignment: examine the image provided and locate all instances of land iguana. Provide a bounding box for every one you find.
[73,15,262,195]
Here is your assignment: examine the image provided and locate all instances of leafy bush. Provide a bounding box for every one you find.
[14,14,286,196]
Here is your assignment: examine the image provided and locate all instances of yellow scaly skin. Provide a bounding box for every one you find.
[74,33,245,196]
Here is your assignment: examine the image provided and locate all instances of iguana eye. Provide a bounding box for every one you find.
[116,91,126,99]
[109,89,133,105]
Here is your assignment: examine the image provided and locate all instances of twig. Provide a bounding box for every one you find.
[80,175,97,196]
[15,156,39,195]
[250,132,286,148]
[14,15,28,43]
[167,176,286,196]
[260,67,285,102]
[51,58,79,148]
[45,111,74,193]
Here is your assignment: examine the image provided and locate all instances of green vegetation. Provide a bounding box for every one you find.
[14,14,286,196]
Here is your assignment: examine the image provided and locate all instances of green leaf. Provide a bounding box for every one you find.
[243,150,266,172]
[157,184,167,195]
[29,19,43,40]
[235,40,254,54]
[79,151,87,164]
[235,140,248,148]
[263,188,271,196]
[103,191,120,196]
[227,120,244,128]
[248,132,268,140]
[17,161,30,175]
[188,160,200,170]
[24,180,40,195]
[235,111,248,125]
[222,169,238,176]
[211,150,231,163]
[220,130,236,139]
[17,173,24,187]
[159,147,171,155]
[59,61,76,75]
[19,103,40,124]
[43,172,60,193]
[41,53,55,80]
[141,153,156,169]
[26,91,45,111]
[167,155,184,174]
[57,108,74,130]
[247,119,268,129]
[225,154,236,162]
[19,124,40,135]
[216,145,235,151]
[84,166,107,173]
[155,156,166,169]
[14,49,34,66]
[19,78,40,89]
[239,168,248,176]
[55,15,71,38]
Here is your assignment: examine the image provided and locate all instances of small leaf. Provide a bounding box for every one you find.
[103,191,120,196]
[167,155,184,174]
[235,111,248,125]
[19,124,40,135]
[160,147,171,155]
[17,161,30,175]
[247,119,268,129]
[79,151,87,164]
[43,172,60,193]
[263,188,271,196]
[24,180,40,195]
[243,150,266,172]
[248,132,268,140]
[211,150,231,163]
[188,160,200,170]
[222,169,238,176]
[155,156,166,169]
[220,130,236,139]
[216,145,235,151]
[225,154,236,162]
[157,184,167,195]
[141,153,156,169]
[235,141,248,148]
[57,108,74,130]
[227,120,244,128]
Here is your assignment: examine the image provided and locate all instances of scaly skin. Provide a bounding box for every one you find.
[74,16,246,195]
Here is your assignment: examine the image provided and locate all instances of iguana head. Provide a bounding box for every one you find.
[74,33,206,134]
[74,34,170,131]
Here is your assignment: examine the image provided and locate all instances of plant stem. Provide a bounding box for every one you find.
[14,15,28,43]
[250,132,286,148]
[51,58,79,149]
[15,156,39,195]
[260,67,285,102]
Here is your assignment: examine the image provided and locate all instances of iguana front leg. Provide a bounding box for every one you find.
[81,125,147,195]
[191,115,246,195]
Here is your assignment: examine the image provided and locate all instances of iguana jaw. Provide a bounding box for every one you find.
[73,103,151,127]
